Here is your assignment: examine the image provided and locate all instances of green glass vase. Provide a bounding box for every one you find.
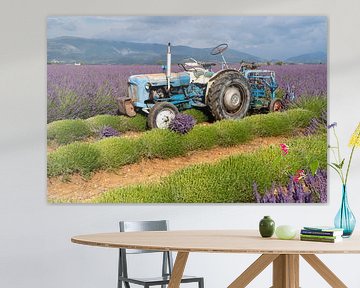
[259,216,275,238]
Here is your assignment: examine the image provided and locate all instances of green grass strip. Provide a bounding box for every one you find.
[47,96,325,146]
[47,108,316,177]
[47,109,210,145]
[94,133,327,203]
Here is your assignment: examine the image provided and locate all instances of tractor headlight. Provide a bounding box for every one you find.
[145,83,150,91]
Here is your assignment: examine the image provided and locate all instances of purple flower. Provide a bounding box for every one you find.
[99,126,120,138]
[48,64,327,123]
[303,112,327,136]
[252,169,327,203]
[327,122,337,129]
[253,182,261,203]
[168,113,196,134]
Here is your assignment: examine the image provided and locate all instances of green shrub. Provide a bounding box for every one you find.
[48,142,101,177]
[96,133,327,203]
[140,129,186,159]
[126,114,147,131]
[47,108,319,178]
[244,108,314,137]
[286,108,316,129]
[86,114,147,133]
[183,109,211,123]
[96,185,175,203]
[213,119,253,147]
[245,112,292,137]
[94,137,142,168]
[85,115,129,132]
[47,119,92,145]
[290,96,327,117]
[183,125,218,151]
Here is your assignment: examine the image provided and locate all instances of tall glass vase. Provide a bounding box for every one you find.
[334,185,356,237]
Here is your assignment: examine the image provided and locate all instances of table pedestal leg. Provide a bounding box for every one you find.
[168,252,189,288]
[228,253,348,288]
[272,254,299,288]
[228,254,279,288]
[301,254,347,288]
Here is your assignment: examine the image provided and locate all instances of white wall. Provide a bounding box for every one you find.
[1,0,360,287]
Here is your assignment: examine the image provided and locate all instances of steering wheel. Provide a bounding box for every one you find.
[211,43,228,55]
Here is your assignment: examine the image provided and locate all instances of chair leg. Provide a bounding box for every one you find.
[199,278,204,288]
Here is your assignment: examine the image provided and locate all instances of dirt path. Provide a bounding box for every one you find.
[47,136,288,203]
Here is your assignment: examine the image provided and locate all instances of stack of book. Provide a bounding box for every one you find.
[300,226,344,243]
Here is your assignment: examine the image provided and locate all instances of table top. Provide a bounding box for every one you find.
[71,230,360,254]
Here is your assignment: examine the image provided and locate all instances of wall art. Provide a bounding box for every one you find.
[47,16,327,203]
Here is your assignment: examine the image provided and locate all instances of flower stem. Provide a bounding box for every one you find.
[345,145,356,185]
[345,129,360,185]
[333,127,345,184]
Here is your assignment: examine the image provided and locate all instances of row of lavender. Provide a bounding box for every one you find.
[47,64,327,123]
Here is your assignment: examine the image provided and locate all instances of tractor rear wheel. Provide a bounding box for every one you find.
[147,102,179,129]
[269,98,284,112]
[207,72,251,120]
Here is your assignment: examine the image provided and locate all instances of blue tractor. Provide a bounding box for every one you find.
[118,43,283,129]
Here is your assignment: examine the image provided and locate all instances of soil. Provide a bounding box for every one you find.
[47,135,288,203]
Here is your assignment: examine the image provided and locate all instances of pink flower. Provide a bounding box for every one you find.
[279,143,289,155]
[294,169,305,183]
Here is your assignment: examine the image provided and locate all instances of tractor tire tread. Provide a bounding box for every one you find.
[207,71,251,120]
[147,102,179,129]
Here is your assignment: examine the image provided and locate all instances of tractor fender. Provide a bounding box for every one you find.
[205,69,244,103]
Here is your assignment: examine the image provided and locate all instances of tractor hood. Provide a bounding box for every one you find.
[129,72,190,87]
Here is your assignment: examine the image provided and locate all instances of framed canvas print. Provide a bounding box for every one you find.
[47,16,327,204]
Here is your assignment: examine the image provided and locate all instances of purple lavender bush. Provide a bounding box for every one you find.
[168,114,196,134]
[260,64,327,97]
[99,126,120,138]
[302,111,327,136]
[253,169,327,203]
[47,64,181,123]
[47,64,327,123]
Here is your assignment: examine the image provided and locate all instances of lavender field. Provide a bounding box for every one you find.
[47,64,327,123]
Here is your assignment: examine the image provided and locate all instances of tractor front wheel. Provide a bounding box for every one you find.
[147,102,179,129]
[269,98,284,112]
[207,73,251,120]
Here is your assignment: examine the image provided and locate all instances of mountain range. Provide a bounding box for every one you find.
[47,37,327,65]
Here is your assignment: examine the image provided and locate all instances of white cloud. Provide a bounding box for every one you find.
[47,16,327,59]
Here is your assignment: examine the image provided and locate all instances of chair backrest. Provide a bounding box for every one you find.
[119,220,168,254]
[118,220,174,283]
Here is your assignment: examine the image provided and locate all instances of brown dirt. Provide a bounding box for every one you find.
[47,136,288,203]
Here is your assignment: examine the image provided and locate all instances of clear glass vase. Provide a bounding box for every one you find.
[334,185,356,237]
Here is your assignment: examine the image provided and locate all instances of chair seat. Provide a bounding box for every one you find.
[119,274,202,285]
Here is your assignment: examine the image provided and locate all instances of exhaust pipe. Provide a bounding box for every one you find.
[166,42,171,91]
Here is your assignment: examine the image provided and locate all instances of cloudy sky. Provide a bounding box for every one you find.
[47,16,327,59]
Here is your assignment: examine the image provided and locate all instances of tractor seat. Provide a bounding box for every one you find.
[198,61,217,68]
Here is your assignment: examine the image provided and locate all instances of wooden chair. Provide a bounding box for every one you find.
[118,220,204,288]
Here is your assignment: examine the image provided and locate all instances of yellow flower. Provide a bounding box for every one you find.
[349,123,360,147]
